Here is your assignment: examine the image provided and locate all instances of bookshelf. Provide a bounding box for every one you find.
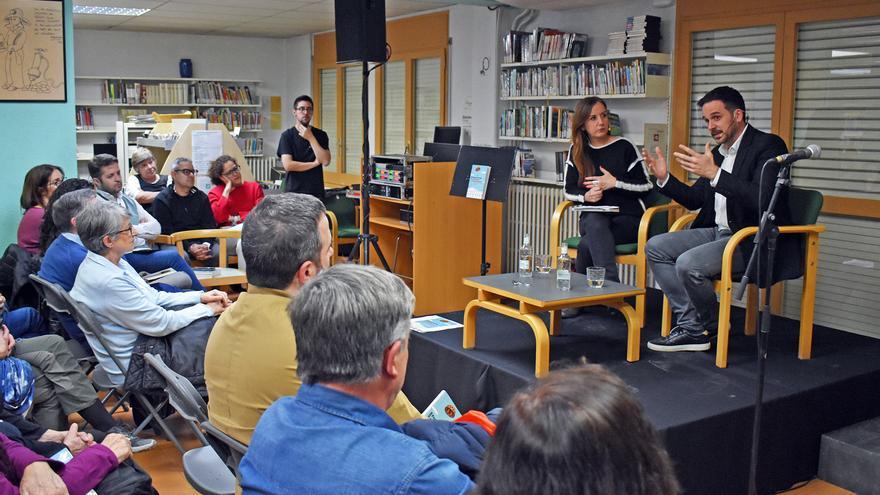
[74,76,264,176]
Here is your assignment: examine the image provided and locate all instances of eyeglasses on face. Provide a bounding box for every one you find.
[222,165,241,176]
[174,168,196,176]
[47,178,64,187]
[296,106,313,113]
[111,225,134,237]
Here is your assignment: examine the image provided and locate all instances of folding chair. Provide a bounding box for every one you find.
[202,421,248,482]
[28,274,97,372]
[66,299,185,453]
[144,353,236,495]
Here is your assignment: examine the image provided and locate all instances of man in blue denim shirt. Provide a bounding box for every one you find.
[240,264,473,495]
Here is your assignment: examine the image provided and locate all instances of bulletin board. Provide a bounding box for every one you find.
[0,0,66,102]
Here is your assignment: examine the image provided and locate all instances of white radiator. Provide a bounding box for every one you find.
[506,180,639,286]
[247,156,276,182]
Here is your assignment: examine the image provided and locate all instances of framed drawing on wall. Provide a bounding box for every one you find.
[0,0,66,102]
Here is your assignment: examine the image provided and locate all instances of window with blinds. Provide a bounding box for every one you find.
[320,69,337,163]
[790,17,879,200]
[344,65,363,175]
[383,61,406,154]
[782,16,880,338]
[689,26,776,158]
[413,57,441,156]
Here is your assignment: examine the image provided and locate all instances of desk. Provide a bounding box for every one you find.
[194,267,246,288]
[462,272,644,377]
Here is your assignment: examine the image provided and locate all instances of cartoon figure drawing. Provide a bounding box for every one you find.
[26,47,57,92]
[2,8,29,90]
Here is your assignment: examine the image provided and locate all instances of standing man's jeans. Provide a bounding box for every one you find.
[646,227,745,336]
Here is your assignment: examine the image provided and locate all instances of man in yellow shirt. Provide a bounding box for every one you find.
[204,193,420,444]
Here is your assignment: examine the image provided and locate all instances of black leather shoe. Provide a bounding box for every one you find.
[647,326,711,352]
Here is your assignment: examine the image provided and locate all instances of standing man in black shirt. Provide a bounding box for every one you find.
[278,95,332,199]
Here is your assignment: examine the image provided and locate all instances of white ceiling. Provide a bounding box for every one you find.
[72,0,474,38]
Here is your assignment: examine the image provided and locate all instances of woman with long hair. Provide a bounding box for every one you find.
[207,155,264,227]
[17,164,64,254]
[474,364,680,495]
[563,97,651,308]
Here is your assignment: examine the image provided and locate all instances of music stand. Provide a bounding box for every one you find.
[449,145,515,275]
[423,142,461,162]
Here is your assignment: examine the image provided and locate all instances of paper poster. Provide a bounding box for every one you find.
[192,130,222,192]
[0,0,66,101]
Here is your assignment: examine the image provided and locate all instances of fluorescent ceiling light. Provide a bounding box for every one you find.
[714,54,758,63]
[73,5,150,16]
[831,49,868,58]
[830,68,871,75]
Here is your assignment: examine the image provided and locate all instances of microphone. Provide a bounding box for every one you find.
[774,144,821,165]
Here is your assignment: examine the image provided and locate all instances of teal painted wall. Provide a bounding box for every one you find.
[0,0,75,248]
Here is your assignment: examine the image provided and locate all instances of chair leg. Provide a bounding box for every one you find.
[798,234,820,360]
[661,296,672,337]
[634,258,647,328]
[744,284,758,336]
[134,393,185,454]
[716,281,734,368]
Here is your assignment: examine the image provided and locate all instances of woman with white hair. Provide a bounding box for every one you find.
[125,147,168,214]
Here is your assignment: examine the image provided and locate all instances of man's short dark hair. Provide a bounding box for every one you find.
[293,95,313,109]
[87,154,118,179]
[697,86,747,119]
[240,193,326,289]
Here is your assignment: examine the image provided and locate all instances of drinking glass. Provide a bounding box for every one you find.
[535,254,552,274]
[586,266,605,288]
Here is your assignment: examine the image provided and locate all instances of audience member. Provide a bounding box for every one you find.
[207,155,264,227]
[2,325,156,451]
[205,193,420,444]
[152,157,218,264]
[39,189,194,348]
[0,430,131,494]
[474,364,680,495]
[17,164,64,254]
[38,178,93,254]
[69,201,229,388]
[240,264,473,494]
[89,154,203,289]
[125,147,168,214]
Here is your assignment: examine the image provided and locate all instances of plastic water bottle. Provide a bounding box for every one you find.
[518,233,533,284]
[557,245,571,291]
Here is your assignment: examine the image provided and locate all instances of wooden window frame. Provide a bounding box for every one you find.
[671,0,880,219]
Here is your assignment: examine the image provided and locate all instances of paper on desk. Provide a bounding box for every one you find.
[411,316,463,333]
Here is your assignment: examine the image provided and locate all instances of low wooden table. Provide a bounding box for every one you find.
[462,272,644,377]
[194,267,247,288]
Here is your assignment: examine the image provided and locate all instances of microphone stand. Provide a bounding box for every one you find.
[739,158,790,495]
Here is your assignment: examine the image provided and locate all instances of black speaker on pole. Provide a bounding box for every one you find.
[334,0,386,63]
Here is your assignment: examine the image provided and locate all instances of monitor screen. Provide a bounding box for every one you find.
[93,143,117,158]
[423,142,461,162]
[433,126,461,145]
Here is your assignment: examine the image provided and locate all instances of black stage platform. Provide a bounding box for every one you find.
[402,290,880,494]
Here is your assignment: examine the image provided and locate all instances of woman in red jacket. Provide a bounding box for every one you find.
[207,155,264,227]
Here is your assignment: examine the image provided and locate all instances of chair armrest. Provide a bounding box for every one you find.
[670,213,697,232]
[636,203,683,253]
[720,223,826,280]
[549,200,574,260]
[778,225,826,235]
[153,234,174,245]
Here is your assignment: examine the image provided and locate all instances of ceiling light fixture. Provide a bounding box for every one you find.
[713,54,758,63]
[73,5,151,16]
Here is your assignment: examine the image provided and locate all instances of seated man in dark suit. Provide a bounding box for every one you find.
[641,86,798,352]
[152,157,219,265]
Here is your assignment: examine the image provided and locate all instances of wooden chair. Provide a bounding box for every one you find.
[660,187,825,368]
[168,229,247,287]
[550,187,681,328]
[324,192,359,265]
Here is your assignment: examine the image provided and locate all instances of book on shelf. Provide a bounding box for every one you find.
[503,28,589,63]
[99,79,257,106]
[502,59,648,98]
[75,107,94,130]
[624,15,661,54]
[555,150,568,182]
[608,112,622,136]
[499,105,574,140]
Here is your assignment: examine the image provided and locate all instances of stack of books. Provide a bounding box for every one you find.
[503,28,589,63]
[625,15,661,54]
[75,107,94,130]
[606,31,627,56]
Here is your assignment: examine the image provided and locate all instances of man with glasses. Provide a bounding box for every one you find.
[153,157,219,264]
[278,94,331,199]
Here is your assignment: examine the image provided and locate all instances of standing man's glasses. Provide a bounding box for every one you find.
[296,106,313,113]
